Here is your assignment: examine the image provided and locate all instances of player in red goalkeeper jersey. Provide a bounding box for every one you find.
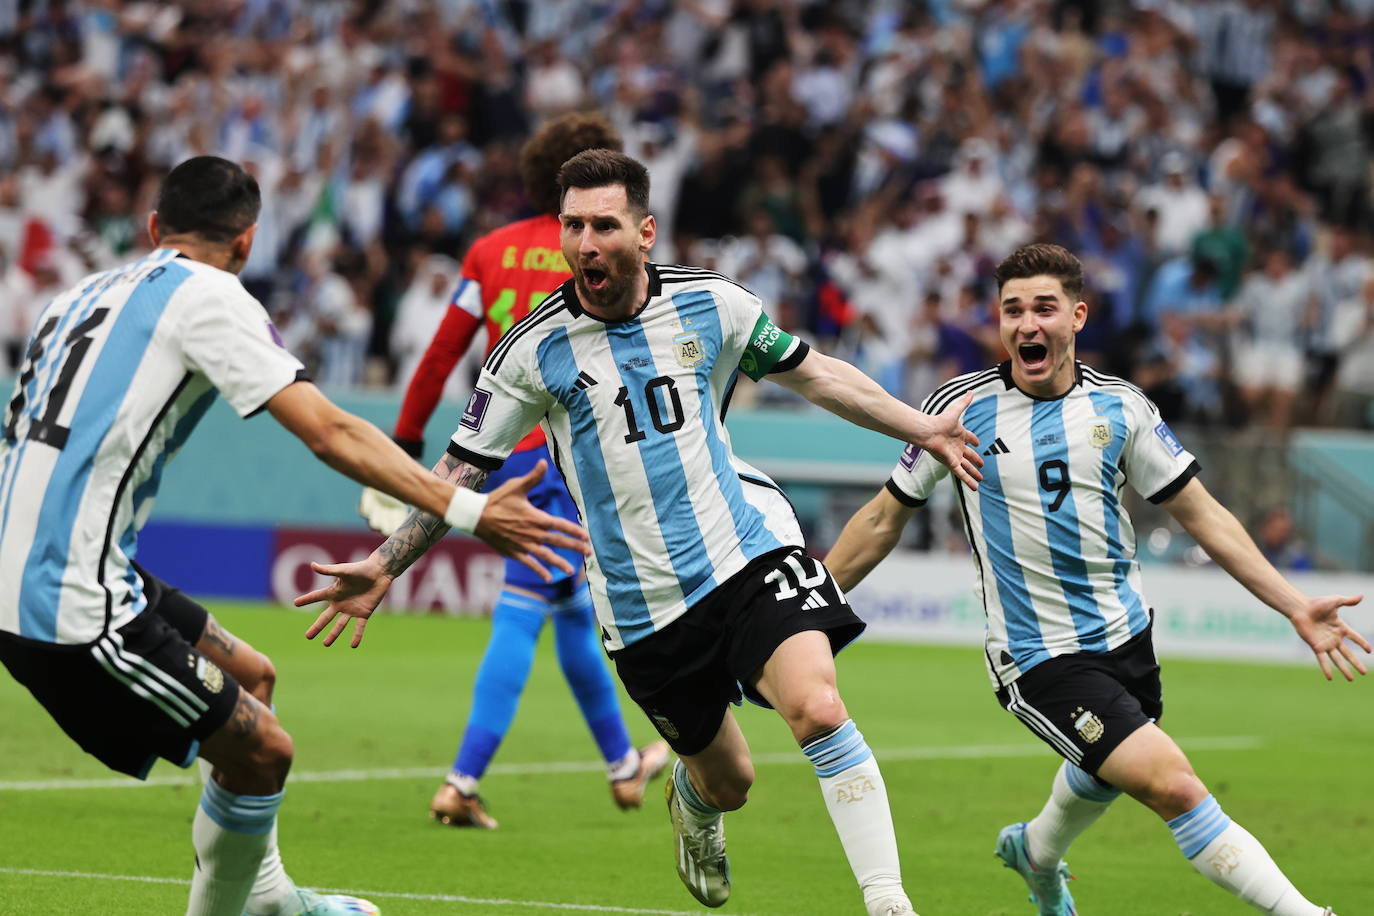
[360,113,667,828]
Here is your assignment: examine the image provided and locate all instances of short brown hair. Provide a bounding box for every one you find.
[520,113,622,215]
[557,149,651,218]
[994,243,1084,302]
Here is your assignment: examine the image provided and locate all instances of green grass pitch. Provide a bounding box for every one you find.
[1,602,1370,915]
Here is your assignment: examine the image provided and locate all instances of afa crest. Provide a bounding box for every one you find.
[195,657,225,694]
[674,332,705,368]
[651,713,680,740]
[1089,422,1112,449]
[1072,706,1104,744]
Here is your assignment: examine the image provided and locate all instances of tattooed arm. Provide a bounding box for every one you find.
[296,452,587,648]
[373,452,488,579]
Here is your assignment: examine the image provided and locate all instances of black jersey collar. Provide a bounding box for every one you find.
[564,262,662,324]
[998,359,1083,401]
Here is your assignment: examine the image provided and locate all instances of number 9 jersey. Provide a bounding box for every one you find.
[885,362,1200,688]
[448,263,807,651]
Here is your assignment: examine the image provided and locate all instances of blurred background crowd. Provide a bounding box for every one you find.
[2,0,1374,436]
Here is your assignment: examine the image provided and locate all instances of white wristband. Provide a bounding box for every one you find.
[443,488,489,533]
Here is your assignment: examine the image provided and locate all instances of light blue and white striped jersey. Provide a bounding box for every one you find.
[449,263,807,650]
[887,362,1199,687]
[0,249,303,644]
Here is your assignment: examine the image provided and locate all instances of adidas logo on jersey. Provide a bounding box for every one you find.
[574,371,598,390]
[801,590,829,610]
[983,438,1011,456]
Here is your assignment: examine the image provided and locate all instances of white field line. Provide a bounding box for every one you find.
[0,737,1261,793]
[0,867,732,915]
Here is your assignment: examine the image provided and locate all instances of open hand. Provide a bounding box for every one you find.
[1289,593,1371,681]
[296,559,393,648]
[477,459,590,582]
[916,391,983,490]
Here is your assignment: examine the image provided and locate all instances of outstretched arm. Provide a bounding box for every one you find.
[269,380,457,518]
[824,487,919,592]
[769,350,984,488]
[1162,477,1371,680]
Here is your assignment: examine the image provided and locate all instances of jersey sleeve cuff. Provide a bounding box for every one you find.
[885,478,927,508]
[446,441,505,471]
[245,369,311,418]
[767,339,810,375]
[1147,459,1201,504]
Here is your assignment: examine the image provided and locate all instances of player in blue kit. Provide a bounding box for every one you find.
[824,243,1369,916]
[296,150,986,916]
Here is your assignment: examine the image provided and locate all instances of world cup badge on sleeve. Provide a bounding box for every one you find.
[674,331,705,368]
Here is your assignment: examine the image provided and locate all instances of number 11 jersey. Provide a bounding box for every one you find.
[0,249,304,644]
[448,263,807,650]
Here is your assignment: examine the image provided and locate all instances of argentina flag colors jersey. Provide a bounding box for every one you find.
[449,263,807,650]
[887,362,1199,687]
[0,249,304,645]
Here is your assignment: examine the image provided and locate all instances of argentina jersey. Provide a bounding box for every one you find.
[887,362,1199,687]
[448,263,806,650]
[0,249,303,645]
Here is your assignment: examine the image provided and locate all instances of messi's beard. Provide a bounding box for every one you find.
[575,248,641,316]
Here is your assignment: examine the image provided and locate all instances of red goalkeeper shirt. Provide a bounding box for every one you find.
[394,214,570,453]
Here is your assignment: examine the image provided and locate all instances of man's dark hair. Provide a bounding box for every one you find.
[521,113,622,215]
[557,149,650,218]
[155,156,261,244]
[994,243,1084,302]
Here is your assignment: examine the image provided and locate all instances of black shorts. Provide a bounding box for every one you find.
[996,624,1162,775]
[611,546,866,756]
[0,567,238,779]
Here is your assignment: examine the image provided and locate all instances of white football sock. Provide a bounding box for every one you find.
[1024,761,1120,867]
[803,721,908,911]
[187,779,281,916]
[607,746,641,782]
[1171,796,1325,915]
[199,760,299,916]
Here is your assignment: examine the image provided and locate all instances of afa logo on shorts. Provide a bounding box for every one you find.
[651,713,680,740]
[1072,706,1104,744]
[191,656,225,694]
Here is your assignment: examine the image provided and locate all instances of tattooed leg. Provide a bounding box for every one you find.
[196,616,277,705]
[199,686,293,795]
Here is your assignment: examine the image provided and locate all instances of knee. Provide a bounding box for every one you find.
[248,724,294,791]
[785,689,848,743]
[217,642,276,705]
[697,758,754,812]
[243,651,276,706]
[1142,768,1207,821]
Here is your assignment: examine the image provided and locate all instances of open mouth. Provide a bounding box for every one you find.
[1018,342,1048,369]
[583,267,609,291]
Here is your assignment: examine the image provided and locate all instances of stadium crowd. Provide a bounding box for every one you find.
[2,0,1373,433]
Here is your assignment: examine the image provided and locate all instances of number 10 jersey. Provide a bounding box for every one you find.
[448,263,807,650]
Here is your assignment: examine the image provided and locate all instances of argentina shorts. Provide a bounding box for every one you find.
[996,622,1163,775]
[0,568,240,779]
[611,546,866,756]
